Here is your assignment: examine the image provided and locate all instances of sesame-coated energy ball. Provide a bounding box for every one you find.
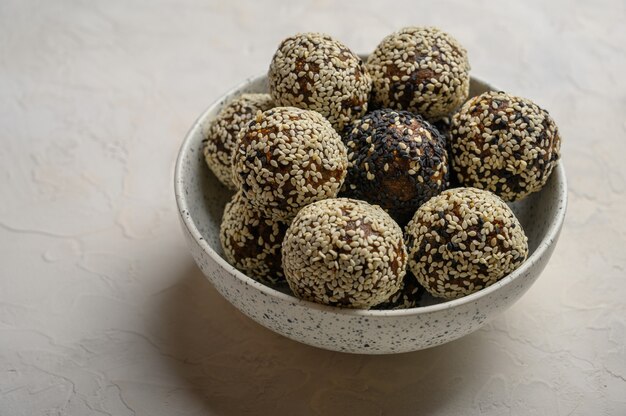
[367,27,470,121]
[220,192,289,285]
[203,94,274,189]
[449,91,561,201]
[232,107,348,221]
[405,188,528,300]
[373,273,425,310]
[282,198,407,309]
[341,109,449,225]
[268,33,372,132]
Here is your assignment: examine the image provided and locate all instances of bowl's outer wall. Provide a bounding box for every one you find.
[175,75,567,354]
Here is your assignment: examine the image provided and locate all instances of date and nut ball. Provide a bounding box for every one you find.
[232,106,348,221]
[203,93,274,189]
[282,198,407,309]
[449,91,561,201]
[268,32,372,132]
[367,27,470,121]
[373,274,425,310]
[341,109,449,225]
[405,187,528,300]
[220,192,289,285]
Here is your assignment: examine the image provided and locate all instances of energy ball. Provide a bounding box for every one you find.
[367,27,470,120]
[220,192,289,285]
[341,109,449,225]
[282,198,407,309]
[203,94,274,189]
[432,116,452,144]
[449,91,561,201]
[268,32,372,132]
[405,187,528,300]
[232,107,348,221]
[373,273,425,310]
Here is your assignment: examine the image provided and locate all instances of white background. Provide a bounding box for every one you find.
[1,0,625,415]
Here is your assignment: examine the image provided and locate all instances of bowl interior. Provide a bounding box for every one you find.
[177,75,565,311]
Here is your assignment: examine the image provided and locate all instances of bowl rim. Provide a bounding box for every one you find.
[174,73,568,318]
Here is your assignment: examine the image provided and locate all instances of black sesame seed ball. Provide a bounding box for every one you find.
[367,27,470,121]
[282,198,407,309]
[432,115,465,189]
[220,191,289,286]
[405,187,528,300]
[432,116,452,145]
[232,107,348,221]
[373,272,425,310]
[268,32,372,132]
[203,94,274,189]
[449,91,561,201]
[341,109,449,225]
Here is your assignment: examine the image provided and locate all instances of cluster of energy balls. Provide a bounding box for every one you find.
[202,27,561,309]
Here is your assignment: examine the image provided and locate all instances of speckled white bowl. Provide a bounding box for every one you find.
[174,74,567,354]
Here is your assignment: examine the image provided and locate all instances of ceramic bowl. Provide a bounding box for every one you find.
[174,74,567,354]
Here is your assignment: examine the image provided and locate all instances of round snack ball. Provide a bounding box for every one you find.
[341,109,449,225]
[282,198,407,309]
[232,107,348,221]
[203,94,274,189]
[367,27,470,120]
[373,273,425,310]
[449,91,561,201]
[405,187,528,300]
[268,32,372,132]
[220,191,289,285]
[432,116,452,144]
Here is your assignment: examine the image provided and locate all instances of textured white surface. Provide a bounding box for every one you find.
[0,0,624,414]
